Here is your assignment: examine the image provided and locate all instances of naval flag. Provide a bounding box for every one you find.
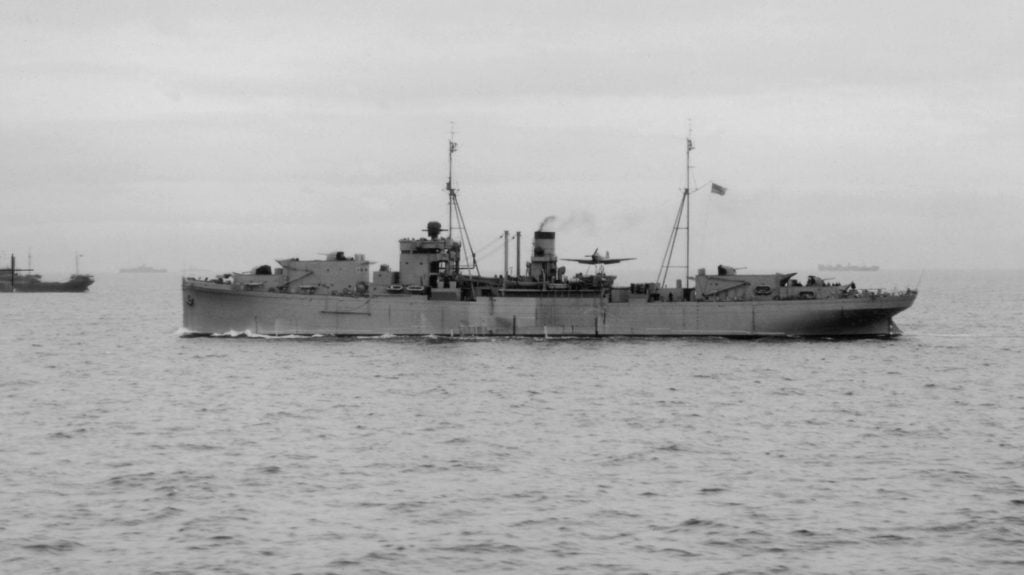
[710,182,727,196]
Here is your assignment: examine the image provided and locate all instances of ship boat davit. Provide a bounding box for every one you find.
[181,134,916,338]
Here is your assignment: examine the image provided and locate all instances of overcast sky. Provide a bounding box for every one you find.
[2,0,1021,281]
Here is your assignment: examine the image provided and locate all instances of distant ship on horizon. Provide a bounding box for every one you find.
[2,254,94,293]
[818,263,880,272]
[120,264,167,274]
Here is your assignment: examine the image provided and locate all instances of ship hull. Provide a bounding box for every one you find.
[1,275,94,293]
[182,280,915,338]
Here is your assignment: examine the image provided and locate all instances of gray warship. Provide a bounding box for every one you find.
[181,135,916,338]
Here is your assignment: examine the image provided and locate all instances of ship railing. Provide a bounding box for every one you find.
[846,287,917,299]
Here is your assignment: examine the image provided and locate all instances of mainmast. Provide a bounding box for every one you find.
[657,132,695,288]
[445,125,479,276]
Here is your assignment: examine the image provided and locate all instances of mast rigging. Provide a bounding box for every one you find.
[445,125,479,276]
[657,133,695,288]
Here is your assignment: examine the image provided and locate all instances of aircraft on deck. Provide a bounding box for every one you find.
[563,249,636,266]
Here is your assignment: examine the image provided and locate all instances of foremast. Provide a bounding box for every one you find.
[657,132,695,288]
[446,125,479,277]
[2,254,33,293]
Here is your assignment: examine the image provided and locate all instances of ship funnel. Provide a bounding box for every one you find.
[533,231,555,258]
[530,230,558,282]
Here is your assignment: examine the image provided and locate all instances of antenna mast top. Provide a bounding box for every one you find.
[446,123,457,239]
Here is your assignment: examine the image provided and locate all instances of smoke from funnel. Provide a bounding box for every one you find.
[538,215,557,231]
[560,211,596,233]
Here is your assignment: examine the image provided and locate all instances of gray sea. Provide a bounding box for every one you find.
[2,269,1022,574]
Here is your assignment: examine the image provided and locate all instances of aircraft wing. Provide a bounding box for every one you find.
[563,257,635,265]
[596,257,635,264]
